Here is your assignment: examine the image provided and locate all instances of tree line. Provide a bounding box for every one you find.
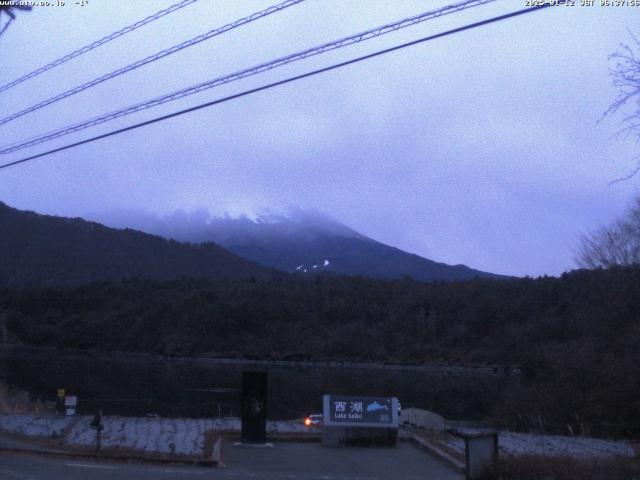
[1,266,639,435]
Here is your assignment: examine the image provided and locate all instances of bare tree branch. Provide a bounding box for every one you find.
[605,37,640,124]
[576,196,640,268]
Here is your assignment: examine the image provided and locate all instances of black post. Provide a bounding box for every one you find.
[90,409,103,454]
[241,371,267,444]
[56,388,65,415]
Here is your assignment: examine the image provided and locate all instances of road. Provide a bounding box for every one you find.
[0,443,463,480]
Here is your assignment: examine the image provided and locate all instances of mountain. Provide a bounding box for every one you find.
[0,202,274,287]
[89,209,503,282]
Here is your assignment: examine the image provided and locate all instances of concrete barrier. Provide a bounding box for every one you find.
[462,432,498,480]
[323,426,398,447]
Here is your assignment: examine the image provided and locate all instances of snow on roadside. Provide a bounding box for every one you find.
[0,413,309,456]
[0,413,73,438]
[444,429,635,459]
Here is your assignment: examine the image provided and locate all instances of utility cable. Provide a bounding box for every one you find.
[0,2,556,171]
[0,0,496,151]
[0,0,199,93]
[0,0,305,126]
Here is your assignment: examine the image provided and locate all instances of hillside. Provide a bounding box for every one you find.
[89,209,503,281]
[0,202,275,287]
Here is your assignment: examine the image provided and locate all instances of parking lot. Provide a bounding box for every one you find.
[0,441,463,480]
[225,441,463,480]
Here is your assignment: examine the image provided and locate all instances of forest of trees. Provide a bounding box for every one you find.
[2,266,639,435]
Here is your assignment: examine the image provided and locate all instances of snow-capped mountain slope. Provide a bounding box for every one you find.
[90,209,504,282]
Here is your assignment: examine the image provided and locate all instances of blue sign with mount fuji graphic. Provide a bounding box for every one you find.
[323,395,399,427]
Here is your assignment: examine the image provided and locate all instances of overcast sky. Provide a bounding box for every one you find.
[0,0,638,277]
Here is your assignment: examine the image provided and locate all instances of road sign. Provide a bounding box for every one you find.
[323,395,399,427]
[64,395,77,407]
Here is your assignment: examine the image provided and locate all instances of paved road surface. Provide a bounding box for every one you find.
[0,443,463,480]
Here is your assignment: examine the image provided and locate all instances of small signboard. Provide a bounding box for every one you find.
[57,388,65,399]
[323,395,399,428]
[64,395,77,407]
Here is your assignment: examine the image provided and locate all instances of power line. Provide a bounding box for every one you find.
[0,0,305,126]
[0,0,497,153]
[0,0,199,93]
[0,3,556,171]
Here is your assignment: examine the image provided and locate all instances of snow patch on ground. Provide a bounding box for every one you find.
[445,429,635,459]
[5,414,631,460]
[0,413,73,438]
[0,414,308,456]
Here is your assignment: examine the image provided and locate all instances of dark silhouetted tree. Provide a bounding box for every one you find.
[577,196,640,268]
